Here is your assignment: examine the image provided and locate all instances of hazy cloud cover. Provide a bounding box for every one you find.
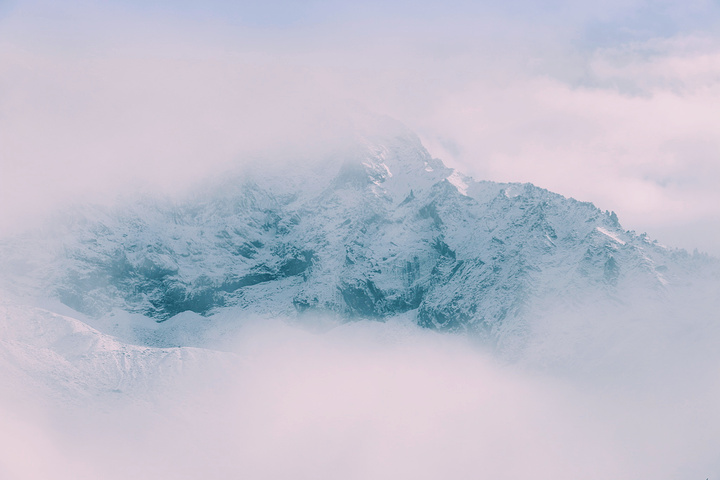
[2,3,720,479]
[1,0,720,253]
[2,307,720,480]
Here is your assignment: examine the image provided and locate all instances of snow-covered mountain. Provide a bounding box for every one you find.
[0,299,234,404]
[1,131,716,350]
[3,128,720,480]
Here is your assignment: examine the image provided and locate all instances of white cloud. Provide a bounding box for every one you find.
[1,4,719,255]
[2,306,720,480]
[411,37,720,254]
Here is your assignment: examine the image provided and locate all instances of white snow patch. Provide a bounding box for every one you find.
[596,227,626,245]
[503,185,523,198]
[446,171,469,196]
[380,162,393,178]
[424,162,434,172]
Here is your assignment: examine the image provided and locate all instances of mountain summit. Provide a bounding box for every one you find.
[1,133,714,349]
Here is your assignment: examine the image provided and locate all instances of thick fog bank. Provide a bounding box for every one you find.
[1,299,719,480]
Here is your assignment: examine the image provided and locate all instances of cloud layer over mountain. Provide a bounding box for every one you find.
[1,0,720,253]
[1,303,719,480]
[2,2,720,479]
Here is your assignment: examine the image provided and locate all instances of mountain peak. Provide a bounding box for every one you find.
[1,131,714,353]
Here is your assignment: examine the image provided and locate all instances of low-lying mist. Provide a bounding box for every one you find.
[1,286,719,480]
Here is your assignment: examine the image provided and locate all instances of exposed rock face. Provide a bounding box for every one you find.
[1,133,714,345]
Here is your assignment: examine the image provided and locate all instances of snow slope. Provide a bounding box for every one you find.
[0,293,235,407]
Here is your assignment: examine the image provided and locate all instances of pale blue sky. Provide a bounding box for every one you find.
[4,0,720,42]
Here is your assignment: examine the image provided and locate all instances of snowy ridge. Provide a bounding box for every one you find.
[1,133,717,351]
[0,296,235,405]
